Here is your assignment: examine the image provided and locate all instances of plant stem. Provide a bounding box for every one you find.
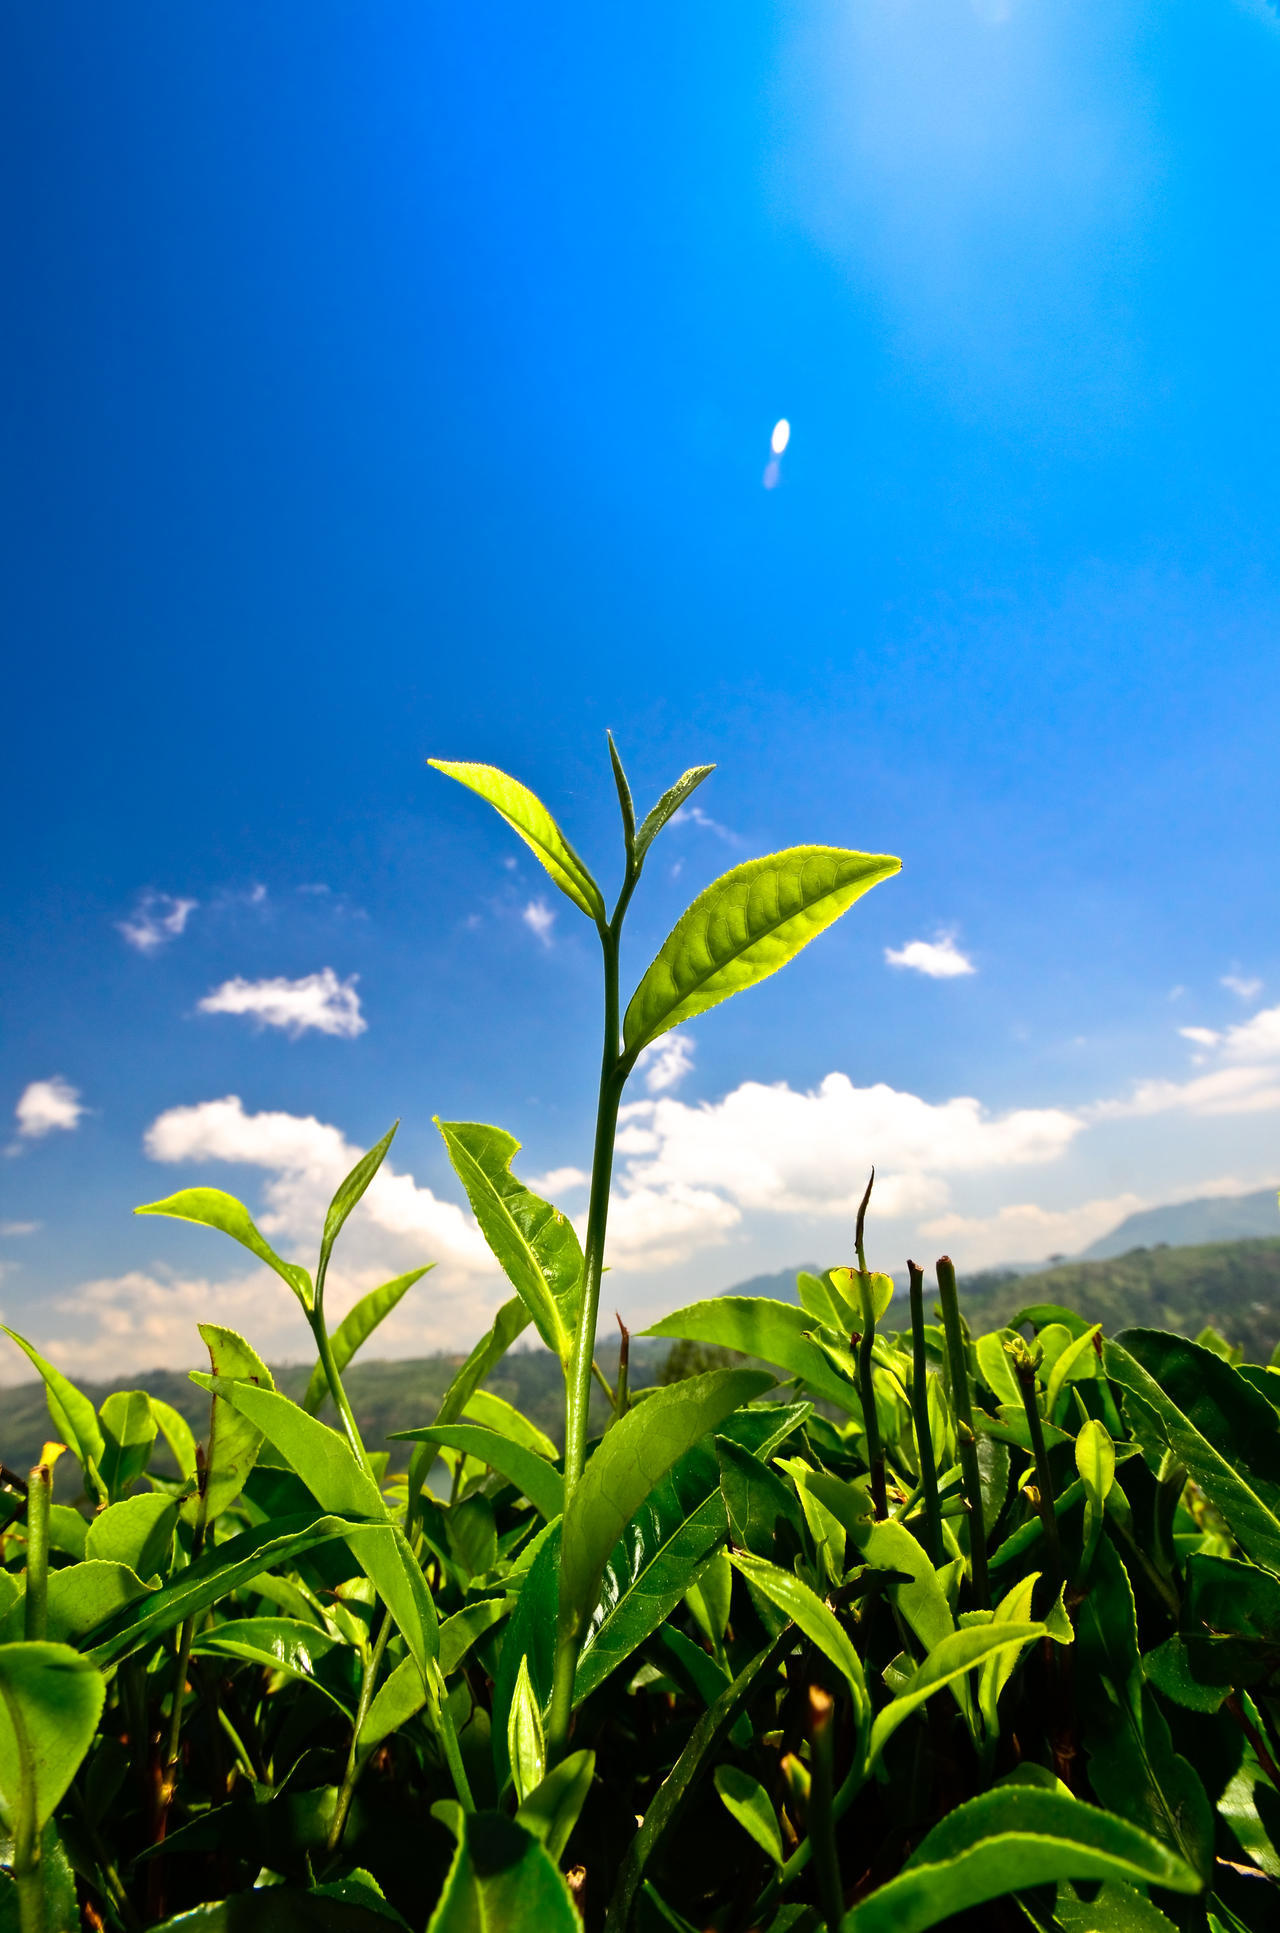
[614,1314,630,1420]
[853,1174,886,1520]
[23,1445,59,1642]
[1011,1348,1064,1588]
[907,1264,943,1568]
[328,1608,395,1855]
[309,1306,375,1481]
[807,1687,844,1930]
[935,1257,990,1609]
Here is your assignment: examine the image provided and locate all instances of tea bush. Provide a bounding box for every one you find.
[1,748,1277,1930]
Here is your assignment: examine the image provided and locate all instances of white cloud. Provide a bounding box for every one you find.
[523,900,556,946]
[525,1166,590,1197]
[671,804,739,844]
[921,1193,1148,1267]
[1222,973,1263,1001]
[886,935,976,979]
[117,891,198,953]
[14,1078,85,1140]
[0,1222,40,1237]
[601,1071,1082,1273]
[637,1031,695,1095]
[1098,1001,1280,1120]
[197,969,366,1040]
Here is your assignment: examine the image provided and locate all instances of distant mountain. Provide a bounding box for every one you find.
[1079,1186,1279,1261]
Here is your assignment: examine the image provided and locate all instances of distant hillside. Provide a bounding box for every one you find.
[1078,1185,1279,1260]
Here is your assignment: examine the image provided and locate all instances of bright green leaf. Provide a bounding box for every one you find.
[728,1550,867,1717]
[623,846,899,1057]
[714,1764,783,1866]
[516,1749,595,1864]
[318,1121,399,1294]
[428,758,607,923]
[2,1330,105,1500]
[133,1187,313,1309]
[98,1390,157,1499]
[868,1624,1045,1768]
[643,1298,858,1414]
[392,1426,563,1522]
[507,1653,546,1804]
[426,1810,580,1932]
[461,1388,557,1461]
[634,765,716,865]
[150,1396,198,1483]
[195,1324,275,1525]
[302,1268,432,1414]
[85,1493,177,1580]
[0,1642,105,1840]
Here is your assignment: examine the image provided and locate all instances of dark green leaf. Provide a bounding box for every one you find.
[717,1436,804,1557]
[623,846,899,1056]
[426,1809,580,1931]
[560,1369,773,1640]
[133,1187,313,1308]
[303,1268,431,1413]
[844,1787,1200,1933]
[427,758,607,923]
[192,1617,353,1715]
[868,1625,1045,1768]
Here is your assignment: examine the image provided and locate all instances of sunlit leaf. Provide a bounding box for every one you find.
[391,1423,563,1520]
[2,1329,106,1500]
[633,764,716,865]
[623,845,899,1056]
[134,1187,313,1309]
[426,1810,580,1931]
[318,1120,399,1292]
[428,758,606,923]
[303,1267,431,1414]
[0,1643,105,1839]
[714,1764,783,1865]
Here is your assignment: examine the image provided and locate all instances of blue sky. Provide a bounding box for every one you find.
[3,1,1279,1380]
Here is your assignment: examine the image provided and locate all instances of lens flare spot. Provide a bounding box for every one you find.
[770,418,791,455]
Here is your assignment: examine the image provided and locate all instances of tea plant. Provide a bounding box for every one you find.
[1,744,1278,1931]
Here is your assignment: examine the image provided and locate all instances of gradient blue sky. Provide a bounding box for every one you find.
[3,1,1279,1380]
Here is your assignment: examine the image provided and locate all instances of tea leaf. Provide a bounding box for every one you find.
[3,1329,106,1499]
[318,1121,399,1292]
[560,1369,773,1640]
[516,1749,595,1863]
[507,1653,547,1803]
[426,1810,580,1931]
[0,1643,105,1839]
[135,1186,314,1309]
[461,1387,558,1460]
[192,1618,352,1716]
[302,1267,432,1414]
[428,758,606,923]
[728,1551,868,1714]
[151,1395,198,1482]
[392,1423,563,1521]
[98,1389,157,1499]
[714,1765,783,1865]
[436,1120,581,1359]
[844,1787,1200,1932]
[196,1323,275,1525]
[633,764,716,865]
[868,1624,1045,1767]
[643,1298,858,1414]
[84,1493,178,1580]
[623,846,899,1056]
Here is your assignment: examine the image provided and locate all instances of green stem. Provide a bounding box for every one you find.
[309,1305,375,1481]
[8,1698,43,1933]
[807,1688,844,1930]
[935,1256,990,1609]
[434,1676,477,1811]
[328,1609,395,1854]
[23,1448,56,1642]
[614,1314,630,1421]
[907,1263,943,1568]
[1011,1352,1064,1587]
[853,1175,886,1521]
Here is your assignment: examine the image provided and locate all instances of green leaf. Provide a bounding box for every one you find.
[728,1550,868,1715]
[83,1513,365,1666]
[516,1749,594,1864]
[1076,1536,1213,1881]
[434,1297,530,1429]
[829,1267,894,1327]
[134,1187,314,1309]
[426,1810,580,1931]
[98,1389,157,1498]
[1105,1331,1280,1569]
[1076,1417,1116,1569]
[975,1330,1023,1407]
[151,1396,198,1482]
[607,730,637,862]
[1181,1550,1280,1686]
[1044,1324,1102,1419]
[1054,1880,1180,1931]
[318,1121,399,1293]
[796,1268,857,1335]
[868,1624,1045,1768]
[493,1526,560,1792]
[439,1599,510,1677]
[358,1656,427,1756]
[196,1323,275,1524]
[633,764,716,865]
[192,1617,352,1716]
[572,1405,808,1705]
[643,1298,858,1414]
[0,1642,105,1839]
[435,1120,581,1359]
[843,1787,1200,1933]
[507,1653,547,1803]
[45,1506,86,1561]
[192,1376,439,1678]
[717,1437,804,1558]
[2,1329,106,1499]
[713,1764,783,1865]
[302,1268,431,1414]
[462,1388,558,1460]
[622,845,900,1056]
[85,1492,178,1579]
[0,1560,156,1647]
[603,1637,784,1933]
[560,1368,773,1639]
[428,758,607,923]
[391,1423,563,1520]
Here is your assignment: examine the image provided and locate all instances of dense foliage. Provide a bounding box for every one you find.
[2,750,1277,1931]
